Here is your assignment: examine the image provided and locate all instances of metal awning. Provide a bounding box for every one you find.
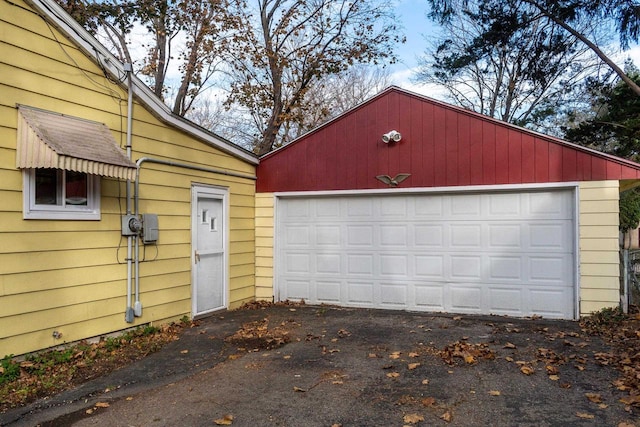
[16,106,137,181]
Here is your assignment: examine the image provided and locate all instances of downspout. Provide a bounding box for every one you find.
[125,63,135,323]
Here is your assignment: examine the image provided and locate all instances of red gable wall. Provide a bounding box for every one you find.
[257,87,640,193]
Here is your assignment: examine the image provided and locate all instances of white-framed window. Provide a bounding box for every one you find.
[23,168,101,220]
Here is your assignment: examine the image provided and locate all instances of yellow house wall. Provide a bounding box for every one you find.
[257,183,624,318]
[578,180,620,315]
[0,0,256,356]
[255,193,275,300]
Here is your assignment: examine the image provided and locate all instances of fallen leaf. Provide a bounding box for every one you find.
[620,395,640,405]
[598,403,609,409]
[618,422,635,427]
[464,354,476,364]
[440,410,452,422]
[548,375,560,381]
[453,316,462,321]
[408,363,421,370]
[576,365,585,371]
[403,413,425,424]
[504,342,517,349]
[560,383,572,389]
[576,412,594,419]
[387,372,400,378]
[95,402,110,408]
[421,397,436,406]
[585,393,602,404]
[86,409,94,415]
[126,397,133,401]
[293,386,306,392]
[368,353,378,358]
[283,355,291,359]
[520,366,535,375]
[409,352,419,358]
[505,356,514,362]
[545,365,559,375]
[489,390,501,396]
[389,352,401,359]
[180,350,189,354]
[214,414,234,425]
[421,379,430,385]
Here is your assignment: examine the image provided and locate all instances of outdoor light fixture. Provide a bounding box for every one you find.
[382,130,402,144]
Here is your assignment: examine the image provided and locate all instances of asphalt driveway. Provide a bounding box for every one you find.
[2,304,637,426]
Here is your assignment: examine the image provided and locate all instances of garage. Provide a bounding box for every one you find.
[276,189,576,319]
[256,87,640,319]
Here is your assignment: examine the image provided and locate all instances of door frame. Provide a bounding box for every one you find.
[191,184,229,317]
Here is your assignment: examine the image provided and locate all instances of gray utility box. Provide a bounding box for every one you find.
[142,213,159,244]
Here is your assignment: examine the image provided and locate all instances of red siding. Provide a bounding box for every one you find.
[257,88,640,192]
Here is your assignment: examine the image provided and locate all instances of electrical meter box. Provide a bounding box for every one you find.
[142,213,159,244]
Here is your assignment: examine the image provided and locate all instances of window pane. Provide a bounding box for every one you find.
[65,171,88,206]
[35,169,59,205]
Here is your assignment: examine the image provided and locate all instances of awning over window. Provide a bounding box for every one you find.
[16,106,137,181]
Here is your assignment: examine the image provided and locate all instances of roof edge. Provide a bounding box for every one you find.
[25,0,259,166]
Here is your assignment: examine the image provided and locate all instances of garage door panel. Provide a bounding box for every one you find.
[347,254,374,275]
[415,284,445,309]
[529,222,573,250]
[415,255,445,278]
[347,198,373,217]
[487,287,524,315]
[488,224,522,247]
[489,256,523,280]
[316,281,341,303]
[380,254,409,277]
[528,256,571,285]
[415,224,445,247]
[451,194,482,216]
[284,226,310,245]
[528,288,573,316]
[317,225,341,245]
[285,253,310,273]
[450,255,483,280]
[276,190,576,319]
[380,224,409,246]
[347,282,374,304]
[316,253,341,274]
[451,224,481,247]
[347,225,374,246]
[450,285,483,311]
[415,197,444,217]
[284,279,311,300]
[380,283,409,306]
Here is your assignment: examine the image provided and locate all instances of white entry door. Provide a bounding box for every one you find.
[192,186,227,316]
[275,189,577,319]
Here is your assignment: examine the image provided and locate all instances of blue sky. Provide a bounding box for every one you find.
[390,0,442,96]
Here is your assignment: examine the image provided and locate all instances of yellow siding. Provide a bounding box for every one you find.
[255,193,275,301]
[579,181,620,316]
[0,0,256,356]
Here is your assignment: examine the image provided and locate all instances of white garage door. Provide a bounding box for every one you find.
[275,189,576,319]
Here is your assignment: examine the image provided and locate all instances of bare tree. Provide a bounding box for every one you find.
[56,0,230,116]
[220,0,404,155]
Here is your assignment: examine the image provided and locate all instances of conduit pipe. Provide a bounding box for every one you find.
[132,157,256,321]
[124,63,135,323]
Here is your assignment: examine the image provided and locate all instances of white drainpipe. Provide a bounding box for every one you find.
[125,63,135,323]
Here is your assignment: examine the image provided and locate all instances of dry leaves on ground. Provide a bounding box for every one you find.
[581,306,640,408]
[438,341,495,366]
[224,318,291,350]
